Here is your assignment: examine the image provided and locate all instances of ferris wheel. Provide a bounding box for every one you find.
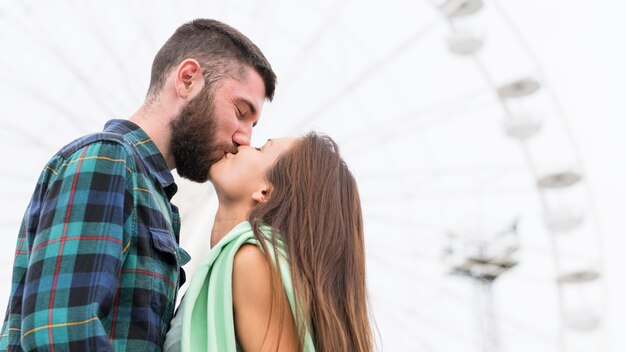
[0,0,606,351]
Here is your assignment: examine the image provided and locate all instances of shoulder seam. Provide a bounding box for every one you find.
[54,132,139,175]
[58,132,129,159]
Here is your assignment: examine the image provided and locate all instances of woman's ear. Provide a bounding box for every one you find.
[251,184,272,204]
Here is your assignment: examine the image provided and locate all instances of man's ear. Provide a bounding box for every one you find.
[175,59,203,99]
[251,184,272,204]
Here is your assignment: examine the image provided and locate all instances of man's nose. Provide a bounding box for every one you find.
[233,126,252,147]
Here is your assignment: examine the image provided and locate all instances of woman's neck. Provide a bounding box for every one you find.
[211,202,253,247]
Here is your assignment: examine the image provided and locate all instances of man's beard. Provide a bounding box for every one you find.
[170,86,236,183]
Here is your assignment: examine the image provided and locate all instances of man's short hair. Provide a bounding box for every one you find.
[147,18,276,100]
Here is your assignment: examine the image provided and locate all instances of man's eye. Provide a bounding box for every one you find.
[255,147,261,151]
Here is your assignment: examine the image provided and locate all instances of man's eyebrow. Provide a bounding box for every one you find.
[239,97,257,115]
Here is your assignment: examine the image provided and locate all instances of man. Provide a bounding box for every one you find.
[0,18,276,351]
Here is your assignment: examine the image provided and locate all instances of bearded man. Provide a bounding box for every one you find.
[0,18,276,351]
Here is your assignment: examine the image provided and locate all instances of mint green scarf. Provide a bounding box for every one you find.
[178,221,315,351]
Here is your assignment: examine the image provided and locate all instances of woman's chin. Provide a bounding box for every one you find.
[207,163,223,182]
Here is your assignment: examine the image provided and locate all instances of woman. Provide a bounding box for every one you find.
[164,132,373,351]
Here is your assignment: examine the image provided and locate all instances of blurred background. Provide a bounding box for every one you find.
[0,0,624,351]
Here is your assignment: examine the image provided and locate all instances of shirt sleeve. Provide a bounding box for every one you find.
[19,141,134,351]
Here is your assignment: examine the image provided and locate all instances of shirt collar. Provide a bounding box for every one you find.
[103,119,178,199]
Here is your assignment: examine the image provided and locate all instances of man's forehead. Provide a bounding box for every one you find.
[223,75,265,107]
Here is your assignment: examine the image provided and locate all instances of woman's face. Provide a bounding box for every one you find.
[209,137,298,202]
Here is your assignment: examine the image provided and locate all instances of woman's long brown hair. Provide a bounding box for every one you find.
[249,132,373,352]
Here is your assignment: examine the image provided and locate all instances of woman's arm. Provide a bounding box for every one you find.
[232,244,299,352]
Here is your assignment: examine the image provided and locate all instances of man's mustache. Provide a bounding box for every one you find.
[216,143,238,155]
[208,143,239,166]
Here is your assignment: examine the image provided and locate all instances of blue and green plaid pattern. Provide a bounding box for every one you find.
[0,120,190,351]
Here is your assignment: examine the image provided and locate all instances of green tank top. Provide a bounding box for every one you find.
[163,221,315,351]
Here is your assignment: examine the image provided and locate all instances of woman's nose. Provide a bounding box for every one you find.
[236,145,252,152]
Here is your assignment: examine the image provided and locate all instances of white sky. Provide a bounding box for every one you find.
[0,0,624,351]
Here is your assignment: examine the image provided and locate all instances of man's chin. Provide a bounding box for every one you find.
[176,167,210,183]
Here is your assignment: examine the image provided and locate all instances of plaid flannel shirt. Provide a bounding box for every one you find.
[0,119,190,351]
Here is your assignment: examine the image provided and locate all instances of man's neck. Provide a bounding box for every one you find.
[128,100,178,170]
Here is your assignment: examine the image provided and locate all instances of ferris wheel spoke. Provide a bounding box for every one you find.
[276,0,350,94]
[126,0,157,50]
[362,184,532,203]
[0,56,93,135]
[342,98,498,159]
[491,0,584,161]
[287,17,442,134]
[364,210,451,235]
[357,163,529,181]
[372,242,579,349]
[243,0,270,34]
[369,249,469,303]
[72,0,144,106]
[0,168,39,183]
[0,120,59,151]
[0,77,92,134]
[368,205,603,279]
[10,3,122,118]
[374,296,480,350]
[336,86,492,147]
